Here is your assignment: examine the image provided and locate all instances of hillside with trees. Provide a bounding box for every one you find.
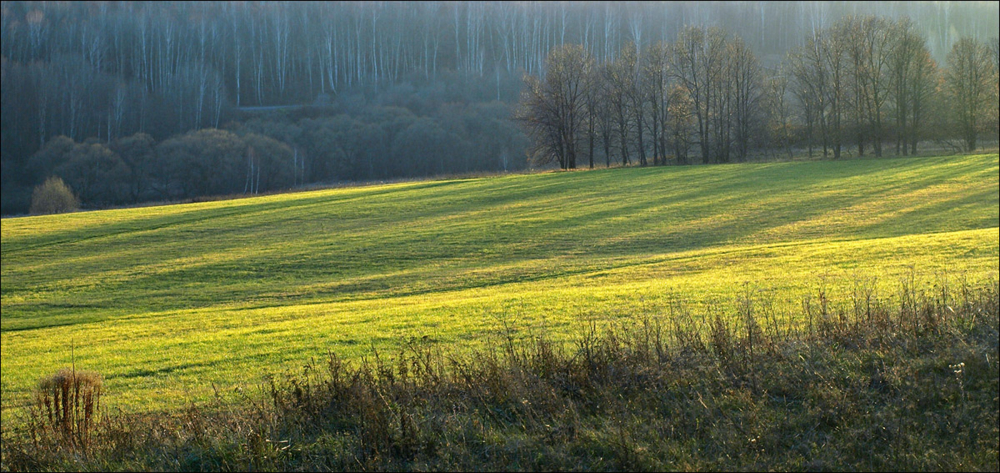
[2,1,998,214]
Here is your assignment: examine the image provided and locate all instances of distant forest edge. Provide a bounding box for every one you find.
[517,18,999,169]
[2,1,998,215]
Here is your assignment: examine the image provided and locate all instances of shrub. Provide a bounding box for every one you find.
[29,176,79,215]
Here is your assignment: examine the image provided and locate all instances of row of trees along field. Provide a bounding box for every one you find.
[10,103,527,210]
[1,2,998,214]
[518,17,1000,169]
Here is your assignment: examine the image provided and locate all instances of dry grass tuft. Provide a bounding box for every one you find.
[30,368,102,451]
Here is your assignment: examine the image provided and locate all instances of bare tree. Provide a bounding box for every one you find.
[516,44,592,169]
[642,41,671,165]
[906,47,938,154]
[595,63,617,168]
[789,48,819,158]
[946,37,993,152]
[821,23,848,158]
[764,70,793,159]
[887,18,926,155]
[671,27,708,163]
[583,57,601,169]
[621,42,649,166]
[729,37,763,162]
[666,84,693,164]
[848,16,896,157]
[604,42,635,166]
[708,29,733,163]
[842,17,868,157]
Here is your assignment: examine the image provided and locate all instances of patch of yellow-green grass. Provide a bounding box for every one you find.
[2,154,997,419]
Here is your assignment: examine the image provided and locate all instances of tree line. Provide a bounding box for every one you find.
[2,2,998,214]
[518,16,1000,169]
[5,103,528,213]
[3,2,994,154]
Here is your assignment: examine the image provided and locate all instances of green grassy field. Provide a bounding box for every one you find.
[2,154,998,418]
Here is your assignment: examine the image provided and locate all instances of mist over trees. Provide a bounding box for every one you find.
[2,1,998,214]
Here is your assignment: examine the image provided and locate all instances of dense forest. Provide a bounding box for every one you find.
[2,1,998,215]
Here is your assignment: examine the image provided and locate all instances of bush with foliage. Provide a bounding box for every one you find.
[29,176,79,215]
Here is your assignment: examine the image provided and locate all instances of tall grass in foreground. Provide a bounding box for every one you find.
[31,368,102,450]
[2,273,997,472]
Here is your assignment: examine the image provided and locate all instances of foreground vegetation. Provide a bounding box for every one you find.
[2,274,997,471]
[2,154,997,419]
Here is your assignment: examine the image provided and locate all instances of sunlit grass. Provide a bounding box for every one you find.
[2,154,997,418]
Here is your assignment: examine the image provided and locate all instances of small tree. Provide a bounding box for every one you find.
[946,37,992,152]
[30,177,79,215]
[516,44,592,170]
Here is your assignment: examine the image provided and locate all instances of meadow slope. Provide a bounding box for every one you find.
[2,154,998,416]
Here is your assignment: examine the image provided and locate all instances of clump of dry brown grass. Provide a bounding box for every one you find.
[30,368,102,450]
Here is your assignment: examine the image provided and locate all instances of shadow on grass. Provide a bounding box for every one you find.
[3,271,997,471]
